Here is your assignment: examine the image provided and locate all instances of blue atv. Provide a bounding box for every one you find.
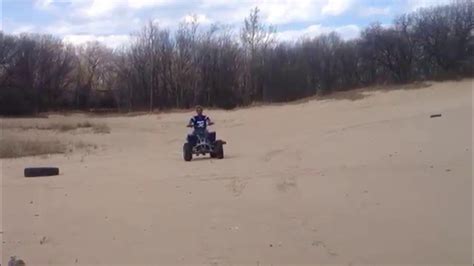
[183,127,226,161]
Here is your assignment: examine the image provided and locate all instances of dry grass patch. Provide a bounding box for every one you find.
[3,121,110,134]
[91,123,110,134]
[40,122,94,132]
[0,138,100,158]
[0,139,67,158]
[73,141,98,151]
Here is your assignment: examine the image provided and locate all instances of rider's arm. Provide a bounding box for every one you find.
[187,117,194,127]
[207,116,214,126]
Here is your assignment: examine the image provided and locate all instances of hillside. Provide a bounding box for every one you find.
[1,79,472,265]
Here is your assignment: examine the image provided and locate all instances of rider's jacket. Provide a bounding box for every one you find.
[189,115,211,130]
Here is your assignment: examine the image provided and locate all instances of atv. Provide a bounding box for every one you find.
[183,128,226,161]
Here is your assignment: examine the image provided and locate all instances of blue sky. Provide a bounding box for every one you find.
[1,0,451,48]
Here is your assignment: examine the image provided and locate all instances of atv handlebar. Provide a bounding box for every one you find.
[187,122,214,128]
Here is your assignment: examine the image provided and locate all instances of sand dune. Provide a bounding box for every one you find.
[1,79,472,265]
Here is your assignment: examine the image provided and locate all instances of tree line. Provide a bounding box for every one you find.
[0,1,472,115]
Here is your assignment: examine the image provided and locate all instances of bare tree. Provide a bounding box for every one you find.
[410,0,473,77]
[1,1,472,115]
[240,7,276,102]
[361,23,415,83]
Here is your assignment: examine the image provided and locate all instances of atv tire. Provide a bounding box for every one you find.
[24,167,59,177]
[183,142,193,161]
[214,141,224,159]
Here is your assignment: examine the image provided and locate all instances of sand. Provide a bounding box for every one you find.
[1,80,472,265]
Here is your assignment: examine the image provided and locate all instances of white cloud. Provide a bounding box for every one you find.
[21,0,396,48]
[183,14,212,25]
[63,34,131,48]
[12,25,37,35]
[127,0,171,9]
[34,0,54,9]
[278,24,360,41]
[25,0,359,46]
[263,0,328,24]
[82,0,120,18]
[406,0,451,11]
[359,6,392,17]
[335,25,361,39]
[72,0,174,18]
[322,0,354,15]
[195,0,354,25]
[40,13,143,36]
[35,0,90,10]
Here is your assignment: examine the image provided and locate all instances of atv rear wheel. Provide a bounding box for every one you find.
[183,143,192,161]
[214,141,224,159]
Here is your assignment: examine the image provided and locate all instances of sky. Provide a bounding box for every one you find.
[1,0,452,48]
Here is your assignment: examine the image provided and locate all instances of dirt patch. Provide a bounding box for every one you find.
[226,177,248,197]
[276,177,298,192]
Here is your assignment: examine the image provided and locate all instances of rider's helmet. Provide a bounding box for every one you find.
[195,105,203,115]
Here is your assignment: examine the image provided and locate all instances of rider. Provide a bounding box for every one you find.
[187,105,213,135]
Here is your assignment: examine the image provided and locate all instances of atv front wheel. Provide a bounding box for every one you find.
[183,143,192,161]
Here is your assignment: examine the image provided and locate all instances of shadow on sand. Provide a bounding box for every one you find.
[183,153,237,163]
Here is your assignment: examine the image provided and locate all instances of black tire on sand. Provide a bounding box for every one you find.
[24,167,59,178]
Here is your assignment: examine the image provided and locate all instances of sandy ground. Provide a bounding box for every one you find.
[1,80,472,266]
